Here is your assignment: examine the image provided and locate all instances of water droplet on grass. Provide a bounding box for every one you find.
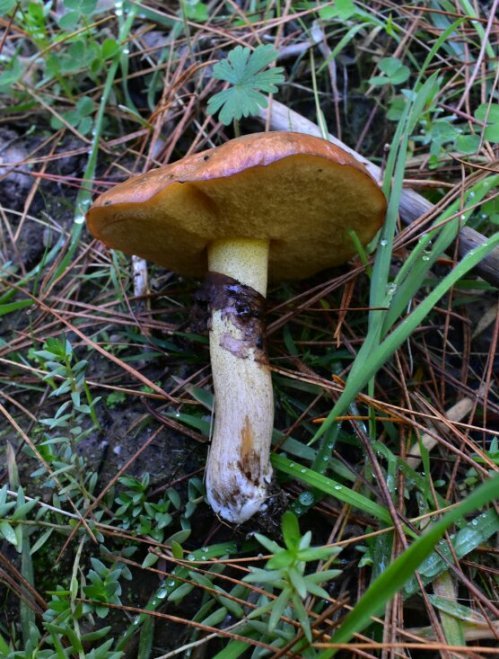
[298,491,315,506]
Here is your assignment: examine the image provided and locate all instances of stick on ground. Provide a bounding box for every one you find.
[259,102,499,288]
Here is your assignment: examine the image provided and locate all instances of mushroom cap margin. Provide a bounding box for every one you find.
[86,131,387,280]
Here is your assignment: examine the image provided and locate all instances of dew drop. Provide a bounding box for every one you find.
[298,491,315,506]
[386,283,397,300]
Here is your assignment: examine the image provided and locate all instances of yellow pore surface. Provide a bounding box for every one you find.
[88,153,386,281]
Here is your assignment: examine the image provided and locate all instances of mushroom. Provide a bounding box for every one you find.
[86,131,386,523]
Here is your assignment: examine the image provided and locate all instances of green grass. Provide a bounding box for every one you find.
[0,0,498,657]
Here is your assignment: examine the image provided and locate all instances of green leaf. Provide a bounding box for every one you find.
[102,38,120,60]
[386,96,406,121]
[370,57,410,86]
[272,454,392,525]
[0,521,18,547]
[288,569,308,599]
[30,528,54,555]
[266,550,294,570]
[428,595,486,624]
[268,588,291,632]
[484,123,499,142]
[298,546,340,562]
[455,133,480,154]
[0,299,34,316]
[406,509,499,593]
[318,474,499,656]
[64,0,97,12]
[474,103,499,123]
[183,0,209,22]
[281,510,301,549]
[292,593,312,641]
[474,103,499,142]
[481,196,499,224]
[0,0,16,13]
[0,632,10,654]
[207,45,284,125]
[76,96,94,116]
[0,58,22,92]
[252,532,281,554]
[80,626,113,643]
[58,10,79,30]
[318,0,356,20]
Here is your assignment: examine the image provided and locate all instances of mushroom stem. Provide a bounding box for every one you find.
[205,238,274,523]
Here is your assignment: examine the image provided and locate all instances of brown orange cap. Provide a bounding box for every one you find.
[86,132,386,280]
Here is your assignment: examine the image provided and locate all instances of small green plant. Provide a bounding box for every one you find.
[82,558,132,619]
[0,485,38,553]
[57,0,98,31]
[105,390,126,409]
[50,95,95,135]
[29,337,99,421]
[181,0,209,22]
[113,474,203,567]
[413,103,499,164]
[114,473,178,542]
[245,511,342,642]
[318,0,357,20]
[207,44,284,126]
[41,558,129,656]
[0,0,121,118]
[27,337,100,505]
[369,56,410,87]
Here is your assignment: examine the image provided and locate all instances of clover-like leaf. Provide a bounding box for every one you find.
[475,103,499,142]
[207,45,284,125]
[369,56,410,86]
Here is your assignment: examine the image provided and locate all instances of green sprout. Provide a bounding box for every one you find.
[244,511,342,642]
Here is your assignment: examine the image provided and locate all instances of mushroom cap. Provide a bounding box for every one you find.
[86,132,386,280]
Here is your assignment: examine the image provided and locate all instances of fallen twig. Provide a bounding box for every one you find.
[258,101,499,287]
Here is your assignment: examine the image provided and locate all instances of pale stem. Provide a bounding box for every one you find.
[205,238,274,523]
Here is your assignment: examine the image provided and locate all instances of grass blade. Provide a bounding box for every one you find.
[318,473,499,656]
[313,232,499,442]
[272,454,392,525]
